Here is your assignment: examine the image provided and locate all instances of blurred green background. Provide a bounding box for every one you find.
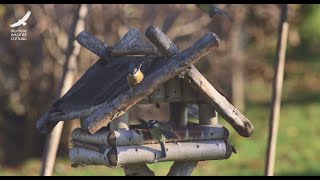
[0,4,319,176]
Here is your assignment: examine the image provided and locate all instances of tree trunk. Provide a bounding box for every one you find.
[231,5,246,112]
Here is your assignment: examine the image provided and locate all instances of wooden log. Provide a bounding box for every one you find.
[107,45,162,57]
[114,29,147,48]
[186,67,253,137]
[82,31,220,134]
[145,25,253,137]
[76,31,110,60]
[109,108,152,176]
[69,140,233,167]
[69,146,112,167]
[72,127,111,146]
[145,26,180,57]
[71,139,102,153]
[71,125,229,147]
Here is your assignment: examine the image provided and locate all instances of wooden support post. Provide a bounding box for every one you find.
[169,102,188,127]
[265,4,289,176]
[110,113,129,130]
[109,112,155,176]
[199,104,218,126]
[185,67,253,137]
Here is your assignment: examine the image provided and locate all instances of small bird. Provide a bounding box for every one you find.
[127,62,144,92]
[147,120,180,159]
[196,4,231,20]
[147,120,168,159]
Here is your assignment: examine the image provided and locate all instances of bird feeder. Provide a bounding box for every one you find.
[36,25,254,176]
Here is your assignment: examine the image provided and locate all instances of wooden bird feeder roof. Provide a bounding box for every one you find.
[36,26,253,137]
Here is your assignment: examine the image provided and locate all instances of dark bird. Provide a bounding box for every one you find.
[127,62,144,92]
[196,4,231,20]
[146,120,180,159]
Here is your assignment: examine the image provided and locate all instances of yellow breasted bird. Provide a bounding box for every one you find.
[196,4,231,20]
[127,62,144,92]
[138,119,181,159]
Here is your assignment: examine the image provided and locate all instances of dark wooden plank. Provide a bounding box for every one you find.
[37,56,163,134]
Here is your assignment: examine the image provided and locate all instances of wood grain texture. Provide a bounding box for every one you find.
[145,26,253,137]
[36,56,161,133]
[76,31,110,60]
[71,125,229,147]
[185,67,254,137]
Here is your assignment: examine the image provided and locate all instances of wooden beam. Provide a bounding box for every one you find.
[82,31,220,134]
[186,67,253,137]
[76,31,110,60]
[145,26,253,137]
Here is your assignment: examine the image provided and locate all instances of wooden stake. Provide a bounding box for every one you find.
[265,4,289,176]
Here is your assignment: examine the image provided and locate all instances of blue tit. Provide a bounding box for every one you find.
[147,120,169,159]
[127,62,144,92]
[196,4,231,20]
[146,120,181,159]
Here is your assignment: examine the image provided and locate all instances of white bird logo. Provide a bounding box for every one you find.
[10,10,31,28]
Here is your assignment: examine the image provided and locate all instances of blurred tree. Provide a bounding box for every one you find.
[299,4,320,55]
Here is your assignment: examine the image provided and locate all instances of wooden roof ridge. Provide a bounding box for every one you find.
[36,25,253,138]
